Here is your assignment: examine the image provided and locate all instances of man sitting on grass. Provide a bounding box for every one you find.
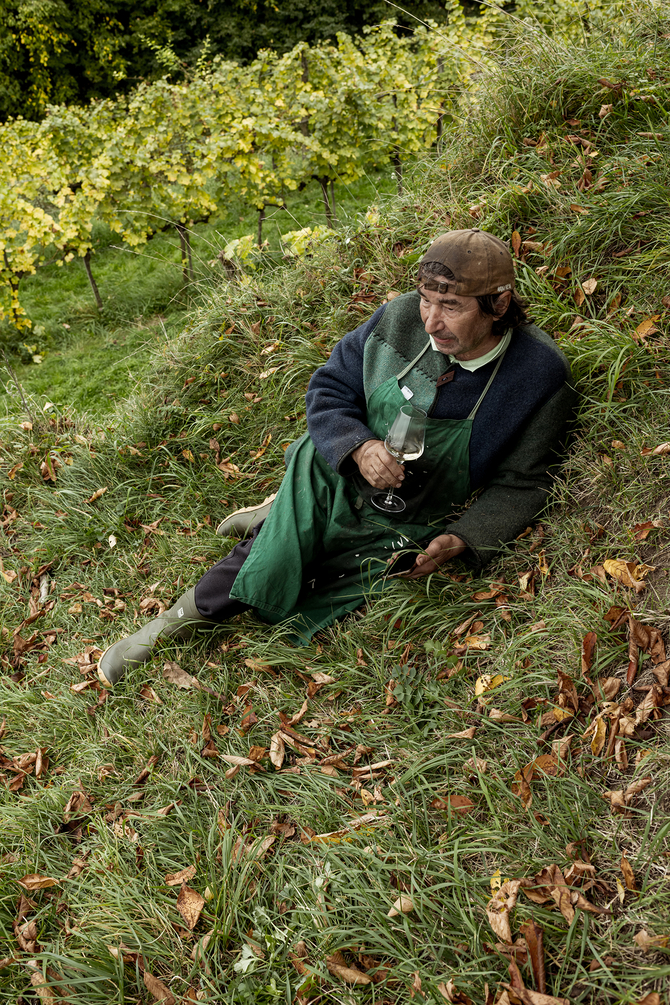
[99,228,576,686]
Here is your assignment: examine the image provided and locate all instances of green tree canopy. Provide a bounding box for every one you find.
[0,0,453,120]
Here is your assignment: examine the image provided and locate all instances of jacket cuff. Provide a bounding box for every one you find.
[444,523,487,568]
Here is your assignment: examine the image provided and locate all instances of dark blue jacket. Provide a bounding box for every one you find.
[305,302,577,564]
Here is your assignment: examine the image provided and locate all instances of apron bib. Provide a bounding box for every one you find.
[230,342,506,642]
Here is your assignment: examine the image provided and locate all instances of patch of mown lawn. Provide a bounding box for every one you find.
[1,9,670,1005]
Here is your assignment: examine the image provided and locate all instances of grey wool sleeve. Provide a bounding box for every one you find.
[445,382,578,566]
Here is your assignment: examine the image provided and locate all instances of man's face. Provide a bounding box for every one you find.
[418,282,508,360]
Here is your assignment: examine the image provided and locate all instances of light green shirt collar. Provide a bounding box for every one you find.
[428,329,511,371]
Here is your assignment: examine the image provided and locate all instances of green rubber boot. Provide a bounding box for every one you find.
[97,587,217,688]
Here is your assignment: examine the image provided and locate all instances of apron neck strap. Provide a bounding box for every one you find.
[395,341,431,383]
[466,347,508,421]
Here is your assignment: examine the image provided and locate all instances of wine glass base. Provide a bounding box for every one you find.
[370,492,406,513]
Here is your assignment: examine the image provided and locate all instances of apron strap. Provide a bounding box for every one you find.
[466,347,508,421]
[395,341,431,383]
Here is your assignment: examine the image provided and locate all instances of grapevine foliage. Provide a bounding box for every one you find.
[0,1,620,334]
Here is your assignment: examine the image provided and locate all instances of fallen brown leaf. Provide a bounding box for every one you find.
[620,853,636,891]
[593,677,621,701]
[430,794,474,815]
[162,661,199,689]
[165,865,196,887]
[519,865,574,923]
[326,951,372,984]
[176,883,204,930]
[604,607,666,685]
[66,855,88,879]
[634,929,669,952]
[143,970,176,1004]
[603,775,652,813]
[14,919,38,952]
[486,879,521,943]
[630,520,662,541]
[84,487,108,504]
[25,960,63,1004]
[635,317,660,339]
[652,659,670,686]
[588,715,607,756]
[62,784,93,823]
[269,732,285,769]
[512,753,562,808]
[220,754,257,767]
[614,737,628,770]
[437,978,474,1003]
[463,756,487,777]
[286,699,309,725]
[520,919,546,993]
[388,895,414,917]
[603,559,653,593]
[489,709,523,723]
[17,874,59,891]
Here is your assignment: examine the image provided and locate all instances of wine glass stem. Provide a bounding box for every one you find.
[385,487,394,505]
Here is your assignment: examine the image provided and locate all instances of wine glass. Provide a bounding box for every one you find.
[371,404,427,513]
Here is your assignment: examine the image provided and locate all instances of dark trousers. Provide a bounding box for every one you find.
[193,524,264,621]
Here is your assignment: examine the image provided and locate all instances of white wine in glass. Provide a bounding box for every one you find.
[371,404,427,513]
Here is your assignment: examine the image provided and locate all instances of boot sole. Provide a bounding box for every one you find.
[97,647,114,689]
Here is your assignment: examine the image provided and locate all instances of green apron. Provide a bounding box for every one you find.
[229,342,506,643]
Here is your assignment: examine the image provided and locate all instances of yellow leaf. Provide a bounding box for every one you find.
[590,715,607,756]
[636,316,660,338]
[475,673,510,697]
[603,558,654,592]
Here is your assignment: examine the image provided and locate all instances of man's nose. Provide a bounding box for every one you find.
[423,305,444,333]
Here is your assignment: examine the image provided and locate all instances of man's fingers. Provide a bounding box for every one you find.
[403,557,438,579]
[353,440,406,489]
[366,453,403,488]
[376,461,403,486]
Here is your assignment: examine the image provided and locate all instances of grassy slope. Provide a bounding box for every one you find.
[2,8,670,1004]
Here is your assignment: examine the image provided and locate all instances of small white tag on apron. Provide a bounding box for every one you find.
[400,384,414,400]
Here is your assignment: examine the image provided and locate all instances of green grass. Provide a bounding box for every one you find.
[2,5,670,1003]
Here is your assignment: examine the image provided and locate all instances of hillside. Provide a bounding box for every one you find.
[1,5,669,1004]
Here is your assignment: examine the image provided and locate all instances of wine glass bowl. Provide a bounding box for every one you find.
[371,404,427,513]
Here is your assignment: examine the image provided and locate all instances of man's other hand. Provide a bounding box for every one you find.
[352,439,404,488]
[402,534,466,578]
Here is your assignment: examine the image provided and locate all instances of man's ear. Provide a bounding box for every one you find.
[494,290,512,316]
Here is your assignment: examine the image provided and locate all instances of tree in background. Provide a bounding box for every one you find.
[0,0,453,120]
